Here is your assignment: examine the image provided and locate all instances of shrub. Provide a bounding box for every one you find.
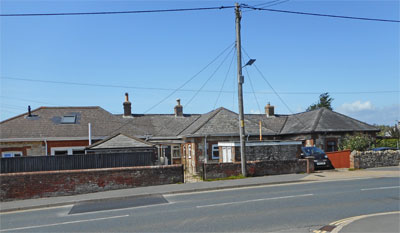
[339,133,374,151]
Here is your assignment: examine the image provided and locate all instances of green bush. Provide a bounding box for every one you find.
[375,138,399,148]
[339,133,374,151]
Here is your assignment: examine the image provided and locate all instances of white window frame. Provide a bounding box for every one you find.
[171,145,181,159]
[2,151,23,158]
[61,115,76,124]
[212,144,219,159]
[51,147,86,155]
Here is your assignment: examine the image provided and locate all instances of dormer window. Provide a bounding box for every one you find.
[61,115,76,124]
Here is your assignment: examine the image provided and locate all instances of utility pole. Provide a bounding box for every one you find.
[235,3,247,177]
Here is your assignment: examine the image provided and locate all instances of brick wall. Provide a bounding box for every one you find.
[0,141,44,156]
[46,140,91,155]
[245,144,301,161]
[202,160,308,180]
[0,165,184,201]
[350,150,400,169]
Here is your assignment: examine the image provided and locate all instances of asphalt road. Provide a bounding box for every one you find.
[1,177,399,232]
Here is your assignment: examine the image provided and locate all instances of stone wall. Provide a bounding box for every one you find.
[202,160,308,180]
[350,150,400,169]
[0,165,184,201]
[244,144,301,161]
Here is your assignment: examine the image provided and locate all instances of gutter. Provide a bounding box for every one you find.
[0,136,106,142]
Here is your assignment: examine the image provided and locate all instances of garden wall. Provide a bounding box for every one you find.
[0,165,183,201]
[350,150,400,169]
[202,159,310,180]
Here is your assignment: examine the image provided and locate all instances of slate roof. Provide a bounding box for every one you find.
[0,107,120,140]
[87,133,154,149]
[180,108,276,136]
[0,106,379,141]
[245,114,288,134]
[280,108,379,134]
[114,114,201,137]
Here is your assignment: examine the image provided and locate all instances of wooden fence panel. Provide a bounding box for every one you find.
[326,150,351,168]
[0,152,153,173]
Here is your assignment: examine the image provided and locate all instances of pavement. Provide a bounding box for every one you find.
[331,211,400,233]
[1,166,399,214]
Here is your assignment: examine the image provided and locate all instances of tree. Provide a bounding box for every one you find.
[306,92,334,111]
[374,124,400,148]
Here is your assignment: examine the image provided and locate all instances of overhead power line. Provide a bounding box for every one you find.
[143,42,235,113]
[243,6,400,23]
[214,47,236,110]
[2,3,397,23]
[243,0,290,12]
[0,6,234,17]
[244,61,262,114]
[2,76,398,95]
[186,46,235,108]
[242,47,306,127]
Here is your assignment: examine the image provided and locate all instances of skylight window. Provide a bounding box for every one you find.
[61,115,76,124]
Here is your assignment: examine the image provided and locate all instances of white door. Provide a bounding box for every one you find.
[222,147,232,163]
[227,147,232,162]
[222,147,227,163]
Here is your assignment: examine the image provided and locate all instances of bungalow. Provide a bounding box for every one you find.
[1,93,379,175]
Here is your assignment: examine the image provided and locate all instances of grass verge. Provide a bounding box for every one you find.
[204,174,247,182]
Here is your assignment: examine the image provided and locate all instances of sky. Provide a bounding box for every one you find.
[1,0,399,126]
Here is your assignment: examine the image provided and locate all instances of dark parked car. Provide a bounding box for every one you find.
[301,146,333,169]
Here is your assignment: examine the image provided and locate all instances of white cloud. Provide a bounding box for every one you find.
[337,102,400,126]
[340,100,374,113]
[250,109,261,114]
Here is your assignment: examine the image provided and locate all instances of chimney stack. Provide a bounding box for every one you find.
[123,93,132,118]
[174,98,183,117]
[28,105,32,117]
[265,102,275,117]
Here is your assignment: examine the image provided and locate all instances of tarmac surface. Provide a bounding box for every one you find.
[1,166,398,214]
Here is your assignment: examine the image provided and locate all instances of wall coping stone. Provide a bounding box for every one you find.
[0,164,183,177]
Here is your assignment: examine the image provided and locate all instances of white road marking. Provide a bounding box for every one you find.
[361,186,400,191]
[165,177,378,197]
[196,193,313,208]
[330,211,400,233]
[0,205,73,215]
[0,214,129,232]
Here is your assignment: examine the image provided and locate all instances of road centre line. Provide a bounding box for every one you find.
[196,193,313,208]
[361,186,400,191]
[0,214,129,232]
[165,177,379,197]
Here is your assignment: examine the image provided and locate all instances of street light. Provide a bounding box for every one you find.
[239,59,256,84]
[243,59,256,67]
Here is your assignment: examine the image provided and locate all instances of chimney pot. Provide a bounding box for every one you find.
[28,105,32,117]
